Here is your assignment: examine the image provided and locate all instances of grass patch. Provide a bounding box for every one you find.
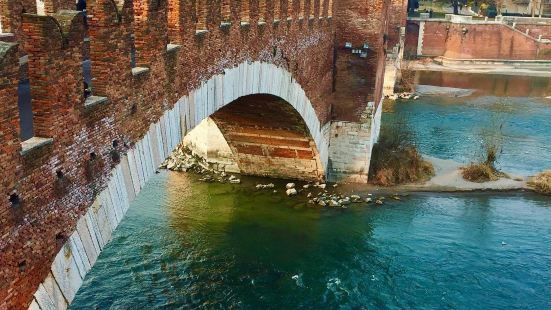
[461,146,504,182]
[461,104,509,183]
[369,120,434,186]
[528,170,551,195]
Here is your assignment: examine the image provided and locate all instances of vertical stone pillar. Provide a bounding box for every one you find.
[21,12,85,138]
[87,0,132,99]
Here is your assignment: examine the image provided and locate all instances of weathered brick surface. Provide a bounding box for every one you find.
[211,95,324,181]
[407,20,551,60]
[0,0,37,39]
[0,0,406,308]
[332,0,393,121]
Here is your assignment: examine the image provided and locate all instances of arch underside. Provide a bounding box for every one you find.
[205,95,325,181]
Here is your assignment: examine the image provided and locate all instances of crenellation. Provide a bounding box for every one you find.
[21,12,85,139]
[132,0,168,68]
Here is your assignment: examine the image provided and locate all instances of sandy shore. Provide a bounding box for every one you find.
[340,156,531,195]
[406,61,551,78]
[402,156,528,192]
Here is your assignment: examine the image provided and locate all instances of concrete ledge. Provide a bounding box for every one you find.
[84,95,109,108]
[20,137,53,156]
[219,21,231,28]
[19,55,28,65]
[166,44,181,53]
[437,56,551,68]
[131,67,149,77]
[0,33,15,42]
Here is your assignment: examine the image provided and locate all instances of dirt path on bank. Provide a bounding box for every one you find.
[406,60,551,78]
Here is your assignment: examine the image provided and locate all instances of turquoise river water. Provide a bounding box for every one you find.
[72,73,551,309]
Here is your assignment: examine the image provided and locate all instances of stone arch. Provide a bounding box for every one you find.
[28,61,332,308]
[159,61,329,179]
[187,94,326,181]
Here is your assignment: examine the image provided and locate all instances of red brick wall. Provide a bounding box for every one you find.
[0,1,337,308]
[0,0,37,38]
[419,21,448,56]
[444,23,551,60]
[212,95,324,181]
[387,0,407,47]
[332,0,393,121]
[407,20,551,60]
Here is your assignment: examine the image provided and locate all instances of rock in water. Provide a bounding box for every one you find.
[286,183,296,189]
[286,188,298,196]
[230,178,241,184]
[167,160,176,170]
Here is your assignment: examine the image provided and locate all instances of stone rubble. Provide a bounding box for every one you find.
[160,145,405,209]
[386,92,420,101]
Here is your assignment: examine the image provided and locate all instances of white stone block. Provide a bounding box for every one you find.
[113,167,128,214]
[93,200,113,247]
[214,74,224,111]
[137,140,149,183]
[149,125,161,168]
[85,211,104,251]
[233,66,240,102]
[142,131,154,175]
[99,190,119,229]
[194,87,202,127]
[188,92,196,130]
[172,107,181,148]
[166,109,173,152]
[178,97,188,137]
[69,231,91,277]
[51,243,83,303]
[174,102,182,143]
[159,114,169,157]
[41,274,67,310]
[76,215,99,266]
[106,179,122,224]
[132,144,145,189]
[154,122,165,161]
[207,78,215,116]
[115,165,130,213]
[33,284,56,310]
[126,150,141,195]
[29,299,41,310]
[223,70,233,106]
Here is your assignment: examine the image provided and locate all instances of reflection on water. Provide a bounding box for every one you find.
[71,172,551,309]
[415,71,551,97]
[387,78,551,176]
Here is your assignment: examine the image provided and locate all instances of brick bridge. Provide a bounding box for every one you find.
[0,0,407,308]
